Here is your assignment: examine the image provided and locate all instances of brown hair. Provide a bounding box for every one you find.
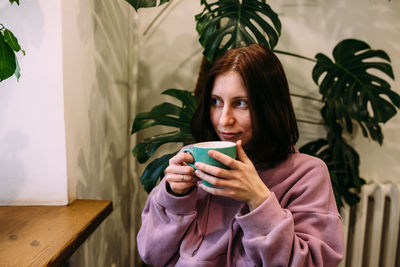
[191,44,299,166]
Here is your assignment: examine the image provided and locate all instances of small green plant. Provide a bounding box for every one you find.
[128,0,399,209]
[0,0,25,82]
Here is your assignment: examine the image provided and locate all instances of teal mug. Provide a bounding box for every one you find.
[182,141,237,186]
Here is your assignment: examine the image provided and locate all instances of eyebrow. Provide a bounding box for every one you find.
[211,94,248,99]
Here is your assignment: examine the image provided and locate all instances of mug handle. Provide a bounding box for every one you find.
[182,147,196,170]
[182,147,214,187]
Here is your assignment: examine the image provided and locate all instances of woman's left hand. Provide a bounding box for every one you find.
[195,140,271,211]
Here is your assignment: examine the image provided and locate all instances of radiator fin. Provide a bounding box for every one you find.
[339,183,400,267]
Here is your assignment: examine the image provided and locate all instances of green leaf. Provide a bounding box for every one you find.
[312,39,400,144]
[131,89,197,134]
[140,152,177,193]
[0,32,16,81]
[125,0,170,11]
[195,0,281,62]
[162,89,198,112]
[14,55,21,80]
[133,130,194,163]
[3,29,21,52]
[131,103,189,134]
[9,0,19,5]
[300,134,366,210]
[131,88,197,192]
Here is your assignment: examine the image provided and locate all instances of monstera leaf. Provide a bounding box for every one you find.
[300,133,366,209]
[312,39,400,144]
[131,89,197,192]
[195,0,281,62]
[133,130,193,163]
[140,152,177,193]
[131,89,197,135]
[125,0,170,11]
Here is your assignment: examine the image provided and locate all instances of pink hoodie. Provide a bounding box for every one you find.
[137,151,344,266]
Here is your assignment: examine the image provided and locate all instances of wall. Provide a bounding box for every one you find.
[135,0,203,176]
[62,0,143,266]
[0,0,68,205]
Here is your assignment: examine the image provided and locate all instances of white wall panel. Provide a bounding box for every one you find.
[0,0,68,205]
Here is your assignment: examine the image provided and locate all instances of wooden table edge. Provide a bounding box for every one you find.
[47,199,113,266]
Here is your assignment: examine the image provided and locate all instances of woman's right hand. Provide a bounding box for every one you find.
[165,151,198,195]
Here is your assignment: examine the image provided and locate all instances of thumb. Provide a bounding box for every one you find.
[236,140,250,163]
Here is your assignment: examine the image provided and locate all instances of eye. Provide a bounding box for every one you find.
[235,99,248,108]
[211,97,222,107]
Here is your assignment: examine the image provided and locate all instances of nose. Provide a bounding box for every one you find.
[219,105,235,126]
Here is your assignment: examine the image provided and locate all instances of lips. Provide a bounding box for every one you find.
[219,131,240,140]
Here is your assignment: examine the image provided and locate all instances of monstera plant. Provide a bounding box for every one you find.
[128,0,399,209]
[0,0,24,82]
[131,89,197,192]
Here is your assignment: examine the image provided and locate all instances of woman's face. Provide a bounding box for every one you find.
[210,71,253,146]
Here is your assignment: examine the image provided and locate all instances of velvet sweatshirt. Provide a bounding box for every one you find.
[137,151,344,267]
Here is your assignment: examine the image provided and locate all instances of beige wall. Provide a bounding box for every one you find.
[135,0,203,176]
[62,0,143,265]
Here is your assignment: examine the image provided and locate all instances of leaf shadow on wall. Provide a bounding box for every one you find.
[67,0,135,265]
[71,67,133,266]
[0,132,27,203]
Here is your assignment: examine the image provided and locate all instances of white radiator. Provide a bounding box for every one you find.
[339,183,400,267]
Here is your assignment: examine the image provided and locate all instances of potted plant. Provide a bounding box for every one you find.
[127,0,399,209]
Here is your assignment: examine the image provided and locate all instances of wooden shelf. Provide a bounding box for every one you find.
[0,199,112,266]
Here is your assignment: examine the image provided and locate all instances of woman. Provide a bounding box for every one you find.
[137,44,344,266]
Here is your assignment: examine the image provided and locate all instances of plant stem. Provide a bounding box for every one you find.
[143,0,174,36]
[290,93,322,102]
[273,49,316,62]
[235,1,242,47]
[297,119,326,125]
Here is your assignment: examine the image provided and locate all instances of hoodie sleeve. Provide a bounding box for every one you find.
[235,157,344,267]
[137,178,199,266]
